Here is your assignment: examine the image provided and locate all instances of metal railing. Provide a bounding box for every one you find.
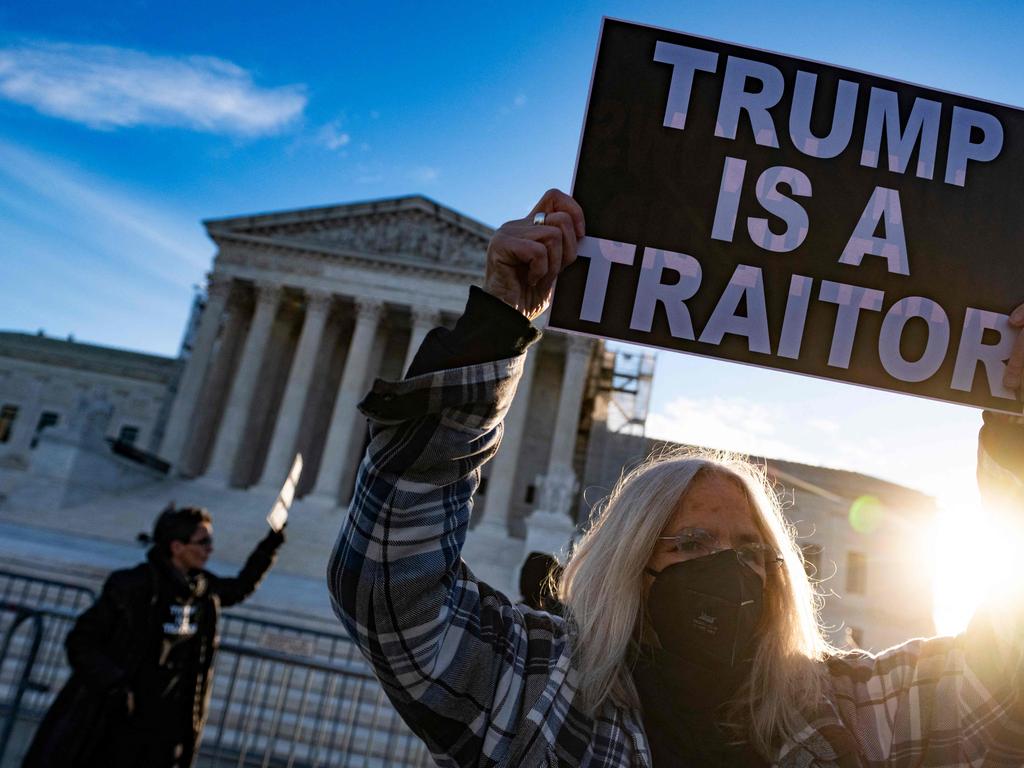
[200,641,430,767]
[0,569,434,768]
[0,604,44,764]
[0,569,95,615]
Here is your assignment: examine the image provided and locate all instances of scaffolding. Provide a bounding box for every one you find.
[599,345,655,436]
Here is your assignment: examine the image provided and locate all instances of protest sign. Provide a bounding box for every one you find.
[267,453,302,532]
[550,18,1024,411]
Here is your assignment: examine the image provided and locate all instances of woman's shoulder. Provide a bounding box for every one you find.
[102,562,156,600]
[824,635,961,687]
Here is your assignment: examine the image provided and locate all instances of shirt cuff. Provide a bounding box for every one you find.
[405,286,541,377]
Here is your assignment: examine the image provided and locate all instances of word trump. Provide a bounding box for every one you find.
[654,40,1004,188]
[576,237,1018,401]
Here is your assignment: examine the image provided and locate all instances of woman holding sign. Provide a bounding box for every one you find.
[25,505,285,768]
[329,189,1024,766]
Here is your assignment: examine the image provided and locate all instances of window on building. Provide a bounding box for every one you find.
[846,551,867,595]
[0,404,18,443]
[524,484,536,504]
[30,411,59,448]
[801,543,822,579]
[118,425,140,445]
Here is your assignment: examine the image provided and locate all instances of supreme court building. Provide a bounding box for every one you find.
[157,195,606,550]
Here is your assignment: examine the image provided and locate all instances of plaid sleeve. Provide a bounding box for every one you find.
[327,355,572,768]
[827,626,1024,766]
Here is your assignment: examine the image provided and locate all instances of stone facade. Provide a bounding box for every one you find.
[0,331,178,465]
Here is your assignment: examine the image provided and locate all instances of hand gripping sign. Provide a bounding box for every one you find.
[549,18,1024,412]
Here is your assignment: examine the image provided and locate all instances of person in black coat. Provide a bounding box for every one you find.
[23,505,285,768]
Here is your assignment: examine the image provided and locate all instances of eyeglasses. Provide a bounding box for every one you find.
[657,528,783,573]
[186,536,213,549]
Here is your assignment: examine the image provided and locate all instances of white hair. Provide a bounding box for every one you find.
[559,447,835,757]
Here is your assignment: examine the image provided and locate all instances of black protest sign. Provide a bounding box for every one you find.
[550,18,1024,412]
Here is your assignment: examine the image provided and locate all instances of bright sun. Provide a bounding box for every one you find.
[931,491,1019,636]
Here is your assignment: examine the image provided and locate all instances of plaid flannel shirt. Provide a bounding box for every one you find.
[328,353,1024,767]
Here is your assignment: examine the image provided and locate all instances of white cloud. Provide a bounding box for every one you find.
[645,395,819,465]
[0,139,208,284]
[410,165,439,184]
[499,93,528,115]
[0,139,212,353]
[316,121,351,150]
[644,392,980,505]
[0,41,306,135]
[809,418,840,434]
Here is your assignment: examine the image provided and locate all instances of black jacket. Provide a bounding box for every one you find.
[23,529,284,768]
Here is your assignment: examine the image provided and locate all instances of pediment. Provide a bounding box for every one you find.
[204,195,492,272]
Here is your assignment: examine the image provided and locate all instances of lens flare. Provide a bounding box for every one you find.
[848,495,884,534]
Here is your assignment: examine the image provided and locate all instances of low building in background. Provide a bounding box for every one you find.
[0,194,936,650]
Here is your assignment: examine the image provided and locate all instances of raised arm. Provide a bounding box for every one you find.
[207,528,285,607]
[328,191,586,767]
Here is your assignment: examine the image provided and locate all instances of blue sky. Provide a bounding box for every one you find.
[1,0,1021,507]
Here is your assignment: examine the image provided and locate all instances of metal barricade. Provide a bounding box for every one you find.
[0,570,435,768]
[0,569,96,615]
[0,604,45,765]
[200,642,432,767]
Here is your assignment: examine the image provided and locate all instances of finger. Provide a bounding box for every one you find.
[533,211,576,295]
[503,237,549,286]
[1004,324,1024,392]
[505,218,565,280]
[530,188,586,238]
[534,224,564,288]
[1010,302,1024,327]
[488,230,548,285]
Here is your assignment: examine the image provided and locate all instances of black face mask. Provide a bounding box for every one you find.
[645,549,764,670]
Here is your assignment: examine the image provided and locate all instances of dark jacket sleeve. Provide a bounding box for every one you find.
[207,528,285,607]
[405,285,540,377]
[65,572,135,692]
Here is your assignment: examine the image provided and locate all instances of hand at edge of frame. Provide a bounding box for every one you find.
[1003,302,1024,397]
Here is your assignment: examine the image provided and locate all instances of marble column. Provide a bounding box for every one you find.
[160,274,233,470]
[257,290,332,488]
[524,335,593,559]
[460,349,539,594]
[180,293,251,476]
[203,282,282,485]
[546,335,593,476]
[309,298,384,505]
[403,306,440,376]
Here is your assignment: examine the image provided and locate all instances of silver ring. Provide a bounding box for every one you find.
[532,212,546,226]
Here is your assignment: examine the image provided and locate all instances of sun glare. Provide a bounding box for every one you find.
[931,492,1020,636]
